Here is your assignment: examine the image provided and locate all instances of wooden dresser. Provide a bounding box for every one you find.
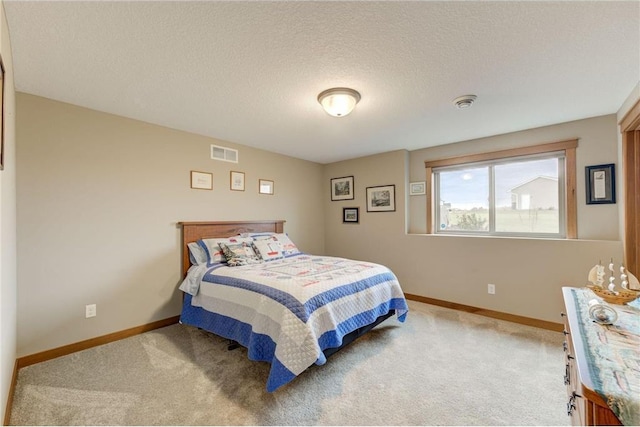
[562,287,623,426]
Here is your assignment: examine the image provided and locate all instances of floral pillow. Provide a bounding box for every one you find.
[271,233,301,256]
[218,242,263,267]
[242,232,276,240]
[249,233,301,256]
[197,237,253,264]
[252,239,284,261]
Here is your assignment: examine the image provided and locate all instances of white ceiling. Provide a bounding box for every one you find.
[4,1,639,164]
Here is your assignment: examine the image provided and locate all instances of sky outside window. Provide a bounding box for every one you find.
[439,158,558,209]
[439,166,489,209]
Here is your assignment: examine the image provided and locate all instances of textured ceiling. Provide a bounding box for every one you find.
[4,1,639,164]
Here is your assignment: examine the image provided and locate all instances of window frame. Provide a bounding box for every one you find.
[424,139,578,238]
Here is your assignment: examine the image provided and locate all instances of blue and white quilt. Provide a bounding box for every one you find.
[179,254,408,392]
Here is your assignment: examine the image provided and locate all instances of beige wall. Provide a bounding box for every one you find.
[10,91,633,406]
[16,93,325,357]
[0,1,17,423]
[324,150,409,265]
[409,114,621,239]
[324,117,623,324]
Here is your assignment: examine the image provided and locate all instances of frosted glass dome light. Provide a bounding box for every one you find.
[317,88,361,117]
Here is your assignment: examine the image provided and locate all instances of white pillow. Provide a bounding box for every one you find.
[188,242,208,265]
[252,239,284,261]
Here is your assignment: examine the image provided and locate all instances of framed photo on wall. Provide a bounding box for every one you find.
[366,185,396,212]
[409,181,426,195]
[343,207,359,223]
[190,171,213,190]
[331,176,354,201]
[259,179,274,195]
[586,163,616,204]
[230,171,245,191]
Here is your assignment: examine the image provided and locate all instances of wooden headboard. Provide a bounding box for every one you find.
[178,220,285,276]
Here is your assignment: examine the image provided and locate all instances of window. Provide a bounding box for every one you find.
[425,140,578,238]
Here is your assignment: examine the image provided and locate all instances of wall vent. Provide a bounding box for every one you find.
[211,145,238,163]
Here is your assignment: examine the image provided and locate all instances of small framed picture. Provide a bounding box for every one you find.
[343,207,359,223]
[366,185,396,212]
[409,181,426,196]
[586,164,616,204]
[259,179,274,195]
[331,176,355,201]
[190,170,213,190]
[230,171,245,191]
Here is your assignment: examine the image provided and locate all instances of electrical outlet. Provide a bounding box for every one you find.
[488,284,496,295]
[85,304,97,318]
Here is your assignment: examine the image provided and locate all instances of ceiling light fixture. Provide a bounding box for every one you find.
[317,87,361,117]
[453,94,477,110]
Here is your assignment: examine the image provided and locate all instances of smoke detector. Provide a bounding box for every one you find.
[453,95,477,109]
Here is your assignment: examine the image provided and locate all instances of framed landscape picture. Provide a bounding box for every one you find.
[331,176,354,201]
[366,185,395,212]
[343,207,359,223]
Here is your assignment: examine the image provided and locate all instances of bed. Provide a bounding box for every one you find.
[178,220,408,391]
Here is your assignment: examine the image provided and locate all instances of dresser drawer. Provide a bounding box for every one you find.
[561,289,623,426]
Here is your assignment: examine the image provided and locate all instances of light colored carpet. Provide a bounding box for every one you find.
[9,300,569,425]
